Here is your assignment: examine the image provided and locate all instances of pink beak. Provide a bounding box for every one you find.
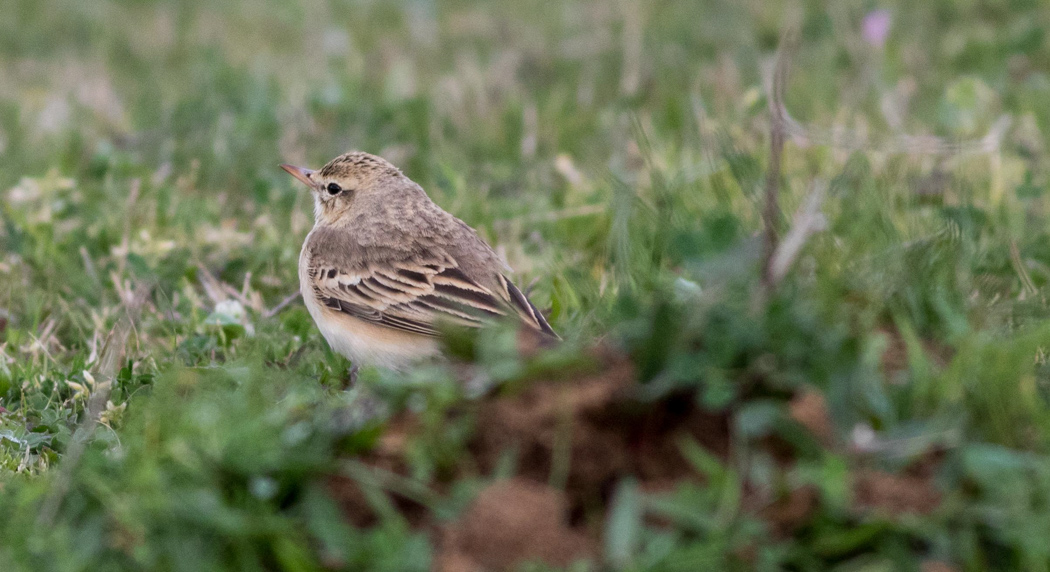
[280,164,316,187]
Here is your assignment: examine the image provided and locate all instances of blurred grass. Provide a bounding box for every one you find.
[3,0,1050,569]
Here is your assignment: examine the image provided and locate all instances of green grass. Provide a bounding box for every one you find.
[4,0,1050,569]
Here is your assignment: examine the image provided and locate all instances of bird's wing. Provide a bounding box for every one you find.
[306,245,558,339]
[492,272,559,339]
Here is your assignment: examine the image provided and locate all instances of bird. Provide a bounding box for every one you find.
[281,151,558,374]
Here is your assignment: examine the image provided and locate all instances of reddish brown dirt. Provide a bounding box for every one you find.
[789,389,835,447]
[760,485,820,536]
[468,350,730,513]
[328,345,945,570]
[435,478,594,572]
[326,474,377,528]
[853,469,941,516]
[326,472,431,529]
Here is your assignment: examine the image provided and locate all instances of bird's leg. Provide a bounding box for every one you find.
[348,364,360,386]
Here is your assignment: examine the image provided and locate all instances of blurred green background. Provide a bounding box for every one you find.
[4,0,1050,569]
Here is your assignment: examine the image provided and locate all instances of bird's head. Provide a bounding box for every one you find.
[281,151,404,224]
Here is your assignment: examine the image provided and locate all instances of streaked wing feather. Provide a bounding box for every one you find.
[310,252,510,337]
[323,296,438,336]
[498,274,559,339]
[309,243,558,339]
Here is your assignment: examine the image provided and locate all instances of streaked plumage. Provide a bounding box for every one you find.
[282,151,557,370]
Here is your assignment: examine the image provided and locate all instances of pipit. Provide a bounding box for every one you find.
[281,151,558,373]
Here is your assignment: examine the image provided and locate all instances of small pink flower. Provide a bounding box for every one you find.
[862,10,892,48]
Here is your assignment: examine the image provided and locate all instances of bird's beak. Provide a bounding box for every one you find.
[280,164,316,187]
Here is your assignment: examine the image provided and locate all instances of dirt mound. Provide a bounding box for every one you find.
[469,349,730,513]
[853,469,941,516]
[789,389,834,447]
[435,478,594,572]
[328,346,944,570]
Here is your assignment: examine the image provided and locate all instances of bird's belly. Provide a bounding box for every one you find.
[299,232,438,370]
[300,287,439,370]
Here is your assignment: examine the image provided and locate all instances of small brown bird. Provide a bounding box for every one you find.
[281,151,557,372]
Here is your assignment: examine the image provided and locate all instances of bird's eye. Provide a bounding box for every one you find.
[326,182,342,195]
